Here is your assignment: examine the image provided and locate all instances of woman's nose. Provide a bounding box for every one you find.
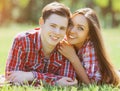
[70,27,76,33]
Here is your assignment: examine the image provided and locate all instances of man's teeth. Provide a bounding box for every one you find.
[51,36,59,40]
[53,37,58,39]
[69,35,75,38]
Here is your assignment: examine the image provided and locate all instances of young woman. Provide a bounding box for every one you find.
[58,8,120,86]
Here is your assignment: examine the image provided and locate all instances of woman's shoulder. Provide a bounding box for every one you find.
[83,40,94,48]
[78,40,95,55]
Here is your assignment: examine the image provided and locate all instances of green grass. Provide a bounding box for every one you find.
[0,24,120,90]
[0,83,120,91]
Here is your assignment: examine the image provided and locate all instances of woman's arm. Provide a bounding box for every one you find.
[58,41,90,84]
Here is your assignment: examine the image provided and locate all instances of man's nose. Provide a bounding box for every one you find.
[54,28,60,34]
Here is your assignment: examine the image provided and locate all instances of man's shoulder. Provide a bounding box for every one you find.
[25,28,40,38]
[15,28,40,39]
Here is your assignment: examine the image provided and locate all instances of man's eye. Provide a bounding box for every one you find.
[78,27,84,31]
[60,27,66,31]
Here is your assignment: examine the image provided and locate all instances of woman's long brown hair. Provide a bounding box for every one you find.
[73,8,120,86]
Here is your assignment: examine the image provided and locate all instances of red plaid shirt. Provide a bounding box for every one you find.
[5,28,76,85]
[77,40,101,82]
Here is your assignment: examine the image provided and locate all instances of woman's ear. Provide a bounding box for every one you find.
[39,17,44,25]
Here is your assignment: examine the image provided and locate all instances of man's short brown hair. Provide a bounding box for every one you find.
[42,2,71,22]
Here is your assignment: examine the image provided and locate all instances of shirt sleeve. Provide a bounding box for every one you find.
[5,35,26,76]
[82,43,101,82]
[32,60,76,85]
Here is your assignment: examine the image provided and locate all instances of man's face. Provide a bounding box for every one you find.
[41,14,68,46]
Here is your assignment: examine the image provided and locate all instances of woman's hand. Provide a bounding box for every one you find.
[58,40,77,61]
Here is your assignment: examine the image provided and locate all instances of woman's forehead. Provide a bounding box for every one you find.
[71,14,88,26]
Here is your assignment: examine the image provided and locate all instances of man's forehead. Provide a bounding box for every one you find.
[48,14,67,19]
[46,14,68,26]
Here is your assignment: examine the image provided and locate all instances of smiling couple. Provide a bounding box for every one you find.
[4,1,120,87]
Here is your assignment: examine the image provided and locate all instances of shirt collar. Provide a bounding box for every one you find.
[34,28,42,52]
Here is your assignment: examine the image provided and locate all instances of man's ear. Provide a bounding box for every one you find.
[39,17,44,25]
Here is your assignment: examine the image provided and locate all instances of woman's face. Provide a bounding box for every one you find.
[67,14,89,47]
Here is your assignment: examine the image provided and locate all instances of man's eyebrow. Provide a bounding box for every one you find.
[50,23,57,25]
[61,26,67,29]
[51,23,67,28]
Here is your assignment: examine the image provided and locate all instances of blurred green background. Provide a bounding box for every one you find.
[0,0,120,74]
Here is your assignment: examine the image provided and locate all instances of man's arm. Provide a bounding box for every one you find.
[32,60,76,85]
[5,35,26,76]
[6,62,76,85]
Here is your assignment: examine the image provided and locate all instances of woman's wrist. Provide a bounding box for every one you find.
[68,55,79,63]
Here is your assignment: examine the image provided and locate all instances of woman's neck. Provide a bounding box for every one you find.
[74,42,84,51]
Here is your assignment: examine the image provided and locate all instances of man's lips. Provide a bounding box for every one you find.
[50,35,60,40]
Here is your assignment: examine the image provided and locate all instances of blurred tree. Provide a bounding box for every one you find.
[0,0,12,25]
[17,0,57,24]
[10,0,32,23]
[61,0,120,28]
[70,0,79,12]
[94,0,120,27]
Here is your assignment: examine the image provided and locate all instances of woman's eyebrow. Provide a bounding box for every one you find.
[77,24,85,27]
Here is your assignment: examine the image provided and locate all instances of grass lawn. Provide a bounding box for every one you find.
[0,24,120,90]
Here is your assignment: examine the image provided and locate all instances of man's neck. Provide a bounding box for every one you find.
[41,36,55,58]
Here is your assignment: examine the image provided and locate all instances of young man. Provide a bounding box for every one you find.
[5,2,77,86]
